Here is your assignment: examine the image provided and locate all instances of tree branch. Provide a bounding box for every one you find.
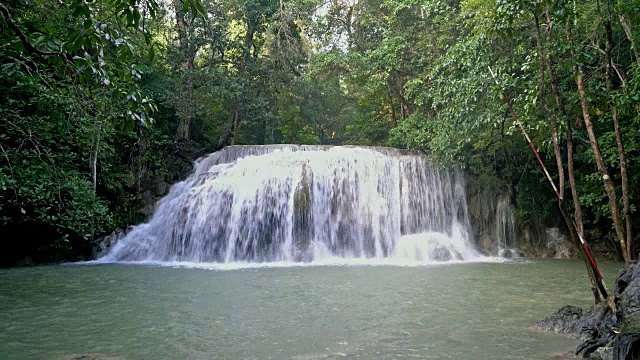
[0,2,61,57]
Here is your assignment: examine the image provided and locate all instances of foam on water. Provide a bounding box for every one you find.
[90,256,508,271]
[100,145,484,264]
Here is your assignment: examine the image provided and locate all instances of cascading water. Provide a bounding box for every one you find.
[545,227,571,259]
[495,195,518,257]
[102,145,483,264]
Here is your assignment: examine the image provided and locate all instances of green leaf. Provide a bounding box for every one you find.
[192,0,206,16]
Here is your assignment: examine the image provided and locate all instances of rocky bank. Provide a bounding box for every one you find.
[535,262,640,359]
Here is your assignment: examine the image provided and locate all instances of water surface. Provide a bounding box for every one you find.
[0,260,622,359]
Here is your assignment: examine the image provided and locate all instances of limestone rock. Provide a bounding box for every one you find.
[535,305,584,334]
[91,227,129,260]
[590,346,612,360]
[538,262,640,358]
[615,264,640,334]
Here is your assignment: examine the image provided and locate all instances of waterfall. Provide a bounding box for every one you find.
[102,145,482,263]
[545,228,571,259]
[495,195,518,257]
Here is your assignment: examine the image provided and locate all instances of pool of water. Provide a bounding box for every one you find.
[0,260,622,359]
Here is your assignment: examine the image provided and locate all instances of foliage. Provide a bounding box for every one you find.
[0,71,113,264]
[2,0,640,264]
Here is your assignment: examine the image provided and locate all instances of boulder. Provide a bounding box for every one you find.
[537,262,640,358]
[90,227,129,260]
[481,235,494,253]
[535,305,584,334]
[614,264,640,334]
[432,246,453,261]
[590,346,613,360]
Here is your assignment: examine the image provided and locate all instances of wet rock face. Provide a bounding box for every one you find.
[534,302,615,341]
[590,346,613,360]
[90,228,129,260]
[536,262,640,359]
[535,301,616,359]
[535,305,584,334]
[615,264,640,335]
[613,334,640,359]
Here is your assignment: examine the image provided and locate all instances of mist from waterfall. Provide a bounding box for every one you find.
[101,145,483,264]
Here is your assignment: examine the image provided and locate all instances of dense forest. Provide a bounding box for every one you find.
[1,0,639,266]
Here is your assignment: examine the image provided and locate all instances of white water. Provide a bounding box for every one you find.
[495,195,518,257]
[102,145,483,264]
[545,227,571,259]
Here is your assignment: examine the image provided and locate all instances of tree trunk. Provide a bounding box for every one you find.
[173,0,194,143]
[566,20,629,263]
[544,9,568,119]
[387,85,397,127]
[534,10,565,200]
[542,10,565,200]
[176,113,191,142]
[217,102,239,149]
[618,13,640,67]
[175,79,194,143]
[603,0,633,261]
[216,18,257,148]
[174,0,193,70]
[387,78,410,118]
[535,10,601,303]
[90,123,103,196]
[231,110,239,145]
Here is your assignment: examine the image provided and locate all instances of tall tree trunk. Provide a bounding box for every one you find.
[534,10,565,199]
[387,78,410,118]
[618,13,640,67]
[173,0,194,143]
[176,113,191,142]
[174,0,192,70]
[175,80,194,143]
[535,10,601,303]
[603,0,633,260]
[90,122,103,196]
[217,102,239,149]
[231,110,239,145]
[566,116,584,239]
[566,20,629,263]
[216,20,257,148]
[387,85,397,127]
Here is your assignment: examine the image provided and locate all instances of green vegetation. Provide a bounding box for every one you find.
[1,0,639,266]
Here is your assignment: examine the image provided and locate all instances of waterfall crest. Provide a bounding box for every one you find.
[102,145,482,263]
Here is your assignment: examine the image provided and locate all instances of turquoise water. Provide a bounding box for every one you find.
[0,260,622,359]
